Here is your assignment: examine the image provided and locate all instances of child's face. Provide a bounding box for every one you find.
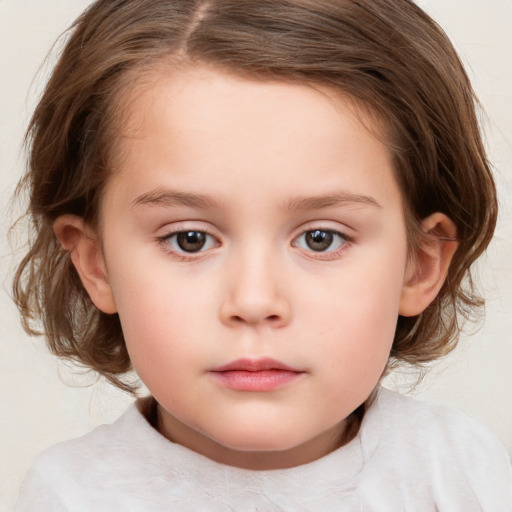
[96,66,413,468]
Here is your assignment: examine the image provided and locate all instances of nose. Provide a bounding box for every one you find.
[219,251,291,328]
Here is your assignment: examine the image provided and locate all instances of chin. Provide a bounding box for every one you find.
[212,428,304,453]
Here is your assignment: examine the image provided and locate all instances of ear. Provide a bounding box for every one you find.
[399,212,458,317]
[53,214,117,314]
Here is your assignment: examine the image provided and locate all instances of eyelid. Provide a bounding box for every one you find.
[156,223,221,260]
[292,221,354,241]
[291,223,353,260]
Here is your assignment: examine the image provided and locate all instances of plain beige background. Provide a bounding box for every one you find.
[1,1,511,510]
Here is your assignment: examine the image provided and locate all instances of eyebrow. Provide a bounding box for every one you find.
[131,188,382,212]
[131,188,221,210]
[285,191,382,211]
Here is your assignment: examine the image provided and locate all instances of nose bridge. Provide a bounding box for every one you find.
[220,240,290,327]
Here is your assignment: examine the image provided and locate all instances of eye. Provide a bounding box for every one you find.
[293,229,348,253]
[163,230,217,253]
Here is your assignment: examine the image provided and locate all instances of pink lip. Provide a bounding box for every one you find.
[210,358,304,392]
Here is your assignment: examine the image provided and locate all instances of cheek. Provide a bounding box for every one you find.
[109,264,221,387]
[308,249,407,373]
[116,287,196,350]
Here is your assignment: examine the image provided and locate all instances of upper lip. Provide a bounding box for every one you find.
[211,358,302,373]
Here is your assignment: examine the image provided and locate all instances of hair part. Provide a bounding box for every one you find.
[13,0,497,399]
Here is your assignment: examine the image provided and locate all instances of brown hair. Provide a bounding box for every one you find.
[13,0,497,398]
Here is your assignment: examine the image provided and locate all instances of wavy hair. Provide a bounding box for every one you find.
[13,0,496,401]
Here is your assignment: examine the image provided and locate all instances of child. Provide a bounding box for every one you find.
[12,0,512,509]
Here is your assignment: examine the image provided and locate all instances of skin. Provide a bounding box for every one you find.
[55,66,457,470]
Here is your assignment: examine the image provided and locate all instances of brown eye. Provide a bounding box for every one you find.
[305,230,334,251]
[293,229,348,254]
[161,229,218,257]
[176,231,208,252]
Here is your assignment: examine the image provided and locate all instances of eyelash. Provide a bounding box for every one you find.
[292,228,351,260]
[157,226,352,261]
[157,228,220,261]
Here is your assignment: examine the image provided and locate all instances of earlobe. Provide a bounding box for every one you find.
[53,215,118,314]
[399,213,458,317]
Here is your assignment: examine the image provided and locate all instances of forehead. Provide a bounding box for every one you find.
[104,65,402,213]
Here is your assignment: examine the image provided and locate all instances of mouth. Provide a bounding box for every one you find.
[209,358,304,392]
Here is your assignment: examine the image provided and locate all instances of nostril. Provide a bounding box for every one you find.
[230,314,281,325]
[220,294,291,327]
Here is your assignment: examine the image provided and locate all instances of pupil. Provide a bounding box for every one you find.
[306,230,333,251]
[177,231,206,252]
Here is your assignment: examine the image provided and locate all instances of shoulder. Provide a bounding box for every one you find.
[32,400,143,472]
[15,399,165,511]
[374,386,509,456]
[366,387,512,509]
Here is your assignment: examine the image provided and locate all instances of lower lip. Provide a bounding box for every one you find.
[210,369,302,391]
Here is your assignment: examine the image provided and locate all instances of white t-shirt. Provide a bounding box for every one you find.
[15,387,512,511]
